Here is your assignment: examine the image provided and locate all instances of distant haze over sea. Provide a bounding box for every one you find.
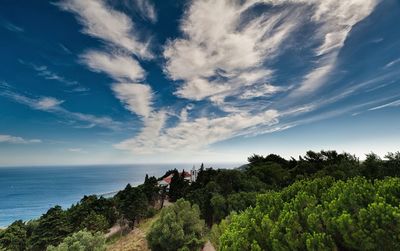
[0,163,239,227]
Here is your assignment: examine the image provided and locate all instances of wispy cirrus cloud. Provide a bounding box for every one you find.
[58,0,155,119]
[163,0,294,108]
[58,0,161,146]
[0,88,123,131]
[56,0,152,58]
[1,20,24,33]
[385,58,400,69]
[369,99,400,111]
[80,50,145,82]
[0,134,41,144]
[115,0,380,154]
[57,0,382,155]
[123,0,157,23]
[115,110,279,153]
[111,83,153,118]
[18,60,89,93]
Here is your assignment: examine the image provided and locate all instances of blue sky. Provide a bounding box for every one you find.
[0,0,400,166]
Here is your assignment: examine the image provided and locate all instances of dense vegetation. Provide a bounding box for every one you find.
[147,199,205,251]
[217,177,400,250]
[177,151,400,227]
[0,150,399,251]
[47,230,106,251]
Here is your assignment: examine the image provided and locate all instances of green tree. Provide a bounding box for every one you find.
[80,212,109,233]
[169,171,189,202]
[210,194,227,223]
[147,199,205,251]
[115,185,148,228]
[140,175,160,205]
[46,230,106,251]
[30,206,72,251]
[0,220,27,251]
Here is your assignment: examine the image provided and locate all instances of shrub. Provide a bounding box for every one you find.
[147,199,205,251]
[46,230,106,251]
[219,177,400,251]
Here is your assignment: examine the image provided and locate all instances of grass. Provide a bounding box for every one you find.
[106,213,160,251]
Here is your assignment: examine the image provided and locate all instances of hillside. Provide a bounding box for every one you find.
[107,213,160,251]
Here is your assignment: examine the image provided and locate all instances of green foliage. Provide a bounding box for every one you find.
[147,199,205,251]
[140,175,160,205]
[46,230,106,251]
[226,192,257,213]
[79,212,109,233]
[0,220,27,251]
[210,214,235,250]
[67,195,116,233]
[115,184,149,228]
[30,206,73,251]
[169,171,190,202]
[219,177,400,251]
[210,194,227,223]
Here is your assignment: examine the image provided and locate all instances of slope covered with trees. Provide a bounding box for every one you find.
[0,150,399,251]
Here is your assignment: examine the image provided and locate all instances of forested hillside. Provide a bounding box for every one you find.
[1,150,400,251]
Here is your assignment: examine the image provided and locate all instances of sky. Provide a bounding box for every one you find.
[0,0,400,166]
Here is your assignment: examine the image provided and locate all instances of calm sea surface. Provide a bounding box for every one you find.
[0,163,238,227]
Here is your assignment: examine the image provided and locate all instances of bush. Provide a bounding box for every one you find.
[147,199,205,251]
[219,177,400,251]
[0,220,27,251]
[46,230,106,251]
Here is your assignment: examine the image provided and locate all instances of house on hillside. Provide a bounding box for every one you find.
[158,174,173,191]
[157,166,199,190]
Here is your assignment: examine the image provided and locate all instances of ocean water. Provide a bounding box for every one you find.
[0,163,237,227]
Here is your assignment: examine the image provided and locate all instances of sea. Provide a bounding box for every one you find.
[0,163,239,227]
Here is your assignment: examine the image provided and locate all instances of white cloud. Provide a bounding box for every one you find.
[36,97,64,110]
[174,78,231,101]
[1,90,123,131]
[287,0,378,94]
[68,148,86,153]
[2,21,24,33]
[81,50,145,82]
[132,0,157,23]
[164,0,378,103]
[369,99,400,111]
[58,0,160,137]
[0,135,41,144]
[18,60,88,92]
[55,0,381,156]
[116,110,279,154]
[163,0,297,105]
[385,58,400,69]
[240,84,284,99]
[57,0,151,58]
[115,110,168,153]
[112,83,153,117]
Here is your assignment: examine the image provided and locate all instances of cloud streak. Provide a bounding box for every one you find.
[57,0,152,58]
[1,89,123,131]
[0,135,41,144]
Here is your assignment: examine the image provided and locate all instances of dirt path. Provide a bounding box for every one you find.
[202,241,216,251]
[105,224,122,239]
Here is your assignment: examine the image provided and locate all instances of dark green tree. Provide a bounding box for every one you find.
[29,206,72,251]
[147,199,205,251]
[0,220,27,251]
[115,185,148,228]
